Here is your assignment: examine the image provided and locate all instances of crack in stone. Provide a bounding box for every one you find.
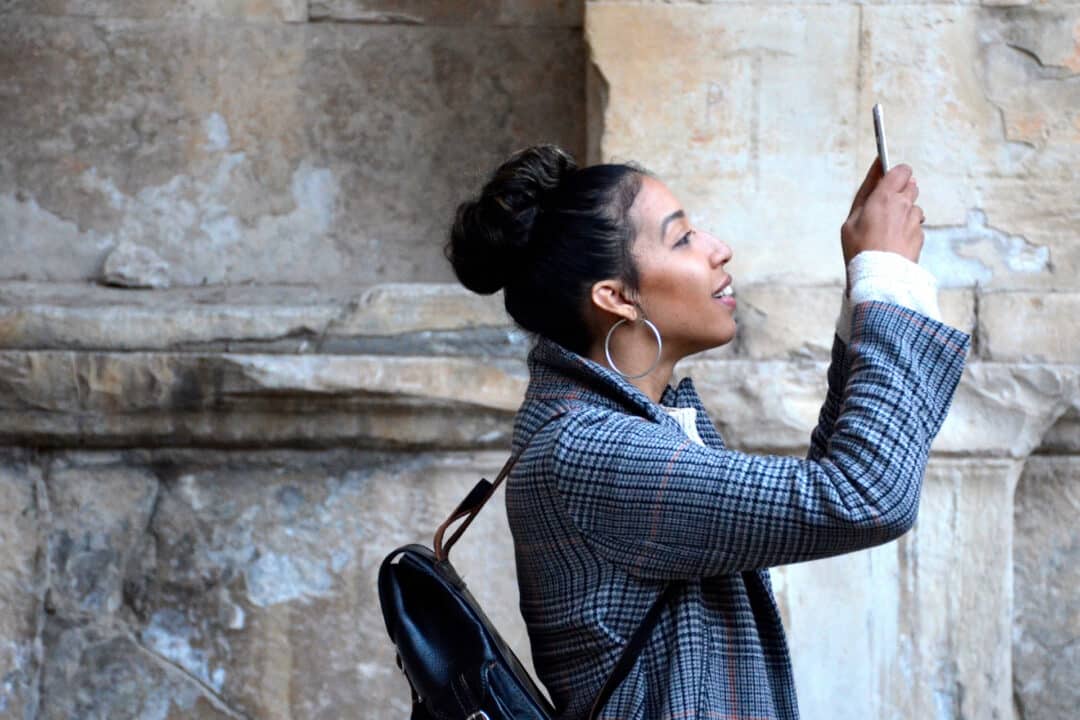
[973,282,983,360]
[313,295,360,353]
[128,633,252,720]
[308,5,424,25]
[29,451,52,720]
[1004,42,1080,79]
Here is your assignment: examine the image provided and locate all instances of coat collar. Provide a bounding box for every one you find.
[525,336,702,426]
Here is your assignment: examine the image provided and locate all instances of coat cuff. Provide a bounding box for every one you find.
[837,250,942,344]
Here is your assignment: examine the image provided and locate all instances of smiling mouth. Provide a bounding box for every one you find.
[712,285,734,299]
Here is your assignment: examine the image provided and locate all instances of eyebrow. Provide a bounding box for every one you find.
[659,210,685,243]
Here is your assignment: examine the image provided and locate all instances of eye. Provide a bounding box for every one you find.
[674,230,693,247]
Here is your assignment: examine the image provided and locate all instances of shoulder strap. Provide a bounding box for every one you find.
[587,583,679,719]
[433,410,567,562]
[431,408,676,717]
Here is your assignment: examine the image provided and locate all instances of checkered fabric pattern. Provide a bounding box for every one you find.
[506,300,971,720]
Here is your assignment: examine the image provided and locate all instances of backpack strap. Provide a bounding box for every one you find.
[433,410,568,562]
[587,583,680,719]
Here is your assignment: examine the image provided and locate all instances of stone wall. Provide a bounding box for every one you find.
[0,1,1077,719]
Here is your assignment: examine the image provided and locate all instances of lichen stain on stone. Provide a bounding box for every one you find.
[920,209,1050,288]
[141,608,227,693]
[243,550,337,607]
[203,112,231,152]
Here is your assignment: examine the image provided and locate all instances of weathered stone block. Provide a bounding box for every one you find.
[0,452,41,719]
[1013,455,1080,720]
[38,622,237,720]
[772,458,1023,720]
[859,6,1079,291]
[104,448,530,718]
[325,283,511,337]
[1037,405,1080,454]
[978,290,1080,363]
[587,3,862,286]
[44,460,158,619]
[723,285,841,361]
[939,287,977,336]
[0,282,345,353]
[0,349,525,447]
[936,362,1079,457]
[0,17,584,286]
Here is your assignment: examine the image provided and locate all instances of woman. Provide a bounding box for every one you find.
[445,145,970,719]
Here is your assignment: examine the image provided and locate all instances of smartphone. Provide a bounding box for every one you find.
[872,104,890,173]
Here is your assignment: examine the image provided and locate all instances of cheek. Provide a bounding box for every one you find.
[640,267,711,317]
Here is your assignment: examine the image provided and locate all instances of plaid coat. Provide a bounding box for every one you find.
[506,300,971,719]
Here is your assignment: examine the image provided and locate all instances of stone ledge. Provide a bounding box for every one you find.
[0,281,986,360]
[0,0,308,22]
[0,282,517,355]
[1,348,1075,452]
[309,0,583,26]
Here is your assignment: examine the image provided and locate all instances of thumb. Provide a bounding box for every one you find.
[848,157,884,215]
[878,163,914,193]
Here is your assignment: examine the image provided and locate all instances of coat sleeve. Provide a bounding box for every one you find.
[807,332,850,463]
[550,300,971,580]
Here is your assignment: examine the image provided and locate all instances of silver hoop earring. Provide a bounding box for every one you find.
[604,318,662,380]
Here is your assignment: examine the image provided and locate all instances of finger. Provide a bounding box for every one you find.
[879,163,914,193]
[903,178,920,205]
[848,157,884,215]
[908,203,926,229]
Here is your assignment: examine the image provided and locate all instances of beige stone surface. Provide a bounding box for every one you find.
[772,458,1023,720]
[0,453,41,719]
[309,0,582,26]
[1,0,307,22]
[1012,455,1080,719]
[0,16,584,286]
[587,3,863,286]
[978,290,1080,363]
[859,5,1079,291]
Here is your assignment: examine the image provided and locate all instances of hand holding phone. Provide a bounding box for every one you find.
[841,106,925,270]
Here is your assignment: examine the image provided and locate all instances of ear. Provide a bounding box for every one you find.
[589,278,639,322]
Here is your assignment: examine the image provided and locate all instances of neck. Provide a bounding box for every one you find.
[586,333,680,405]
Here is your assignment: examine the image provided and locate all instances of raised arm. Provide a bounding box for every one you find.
[810,157,940,462]
[550,300,970,580]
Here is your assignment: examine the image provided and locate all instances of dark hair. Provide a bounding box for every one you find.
[445,144,645,355]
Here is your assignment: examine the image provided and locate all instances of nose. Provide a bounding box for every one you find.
[705,232,732,266]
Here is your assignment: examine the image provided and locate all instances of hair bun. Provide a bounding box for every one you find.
[446,144,578,295]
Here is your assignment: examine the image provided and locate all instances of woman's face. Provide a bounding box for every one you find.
[628,175,737,359]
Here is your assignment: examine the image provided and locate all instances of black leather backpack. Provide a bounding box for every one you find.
[377,415,675,719]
